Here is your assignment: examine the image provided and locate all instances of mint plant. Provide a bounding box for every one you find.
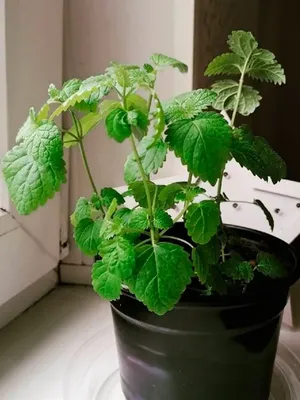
[2,31,288,315]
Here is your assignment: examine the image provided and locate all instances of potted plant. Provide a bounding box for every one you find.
[2,30,298,400]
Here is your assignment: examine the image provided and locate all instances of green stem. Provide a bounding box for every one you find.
[147,94,153,112]
[130,134,156,246]
[135,238,152,248]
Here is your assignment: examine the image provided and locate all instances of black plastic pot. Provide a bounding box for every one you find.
[111,225,299,400]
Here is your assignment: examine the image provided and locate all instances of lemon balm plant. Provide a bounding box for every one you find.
[2,31,298,399]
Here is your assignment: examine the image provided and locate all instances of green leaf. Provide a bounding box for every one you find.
[166,112,231,185]
[222,257,254,282]
[2,121,66,215]
[247,52,285,85]
[124,136,167,184]
[192,236,220,284]
[60,78,82,101]
[206,267,228,295]
[15,109,38,143]
[127,94,148,114]
[127,208,149,231]
[150,53,188,73]
[154,209,173,229]
[158,183,183,207]
[101,188,125,207]
[105,108,131,143]
[230,127,286,184]
[99,236,135,280]
[99,198,121,240]
[51,75,111,118]
[74,218,102,256]
[127,242,193,315]
[127,109,149,131]
[185,201,220,245]
[99,100,122,118]
[205,53,242,76]
[212,79,261,116]
[37,104,50,121]
[254,199,274,231]
[177,186,206,202]
[92,260,122,301]
[70,197,92,227]
[129,181,156,208]
[228,30,258,59]
[256,252,287,278]
[164,89,217,124]
[152,92,166,142]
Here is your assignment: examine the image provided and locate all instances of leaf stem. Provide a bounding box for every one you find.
[135,238,152,248]
[129,134,156,246]
[161,235,194,250]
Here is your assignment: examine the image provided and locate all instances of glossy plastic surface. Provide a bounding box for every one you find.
[111,226,298,400]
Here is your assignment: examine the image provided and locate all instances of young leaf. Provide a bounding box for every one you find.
[51,75,111,118]
[212,80,261,116]
[158,183,183,208]
[127,109,149,131]
[127,242,193,315]
[230,127,286,184]
[152,92,165,141]
[153,209,173,229]
[74,218,102,256]
[256,252,287,278]
[129,181,157,208]
[228,30,258,59]
[92,260,122,301]
[205,53,242,76]
[37,103,50,121]
[127,208,149,231]
[105,108,131,142]
[2,121,66,215]
[101,188,125,207]
[165,112,231,185]
[164,89,217,124]
[206,266,227,295]
[150,53,188,73]
[177,187,206,202]
[254,199,274,231]
[60,78,82,101]
[70,197,92,227]
[185,200,220,244]
[99,236,135,280]
[192,236,220,284]
[222,258,254,282]
[124,136,167,184]
[127,94,148,114]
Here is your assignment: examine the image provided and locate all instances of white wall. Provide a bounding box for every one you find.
[64,0,195,265]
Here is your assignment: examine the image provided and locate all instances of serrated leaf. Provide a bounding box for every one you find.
[51,75,111,118]
[99,236,135,280]
[2,121,66,215]
[222,257,254,282]
[124,136,167,184]
[247,57,285,85]
[256,252,287,278]
[192,236,220,284]
[74,218,102,256]
[254,199,274,231]
[212,80,261,116]
[16,109,38,143]
[185,201,220,245]
[164,89,217,124]
[129,181,156,208]
[127,94,148,114]
[92,260,122,301]
[101,188,125,207]
[231,127,286,184]
[228,30,258,59]
[178,187,206,202]
[105,108,131,143]
[152,92,165,140]
[127,242,193,315]
[60,78,82,101]
[37,104,50,121]
[127,109,149,131]
[166,112,231,185]
[127,208,149,231]
[71,197,92,227]
[205,53,242,77]
[153,209,173,229]
[150,53,188,73]
[158,183,183,207]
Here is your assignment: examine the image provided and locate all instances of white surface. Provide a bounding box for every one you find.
[0,285,299,400]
